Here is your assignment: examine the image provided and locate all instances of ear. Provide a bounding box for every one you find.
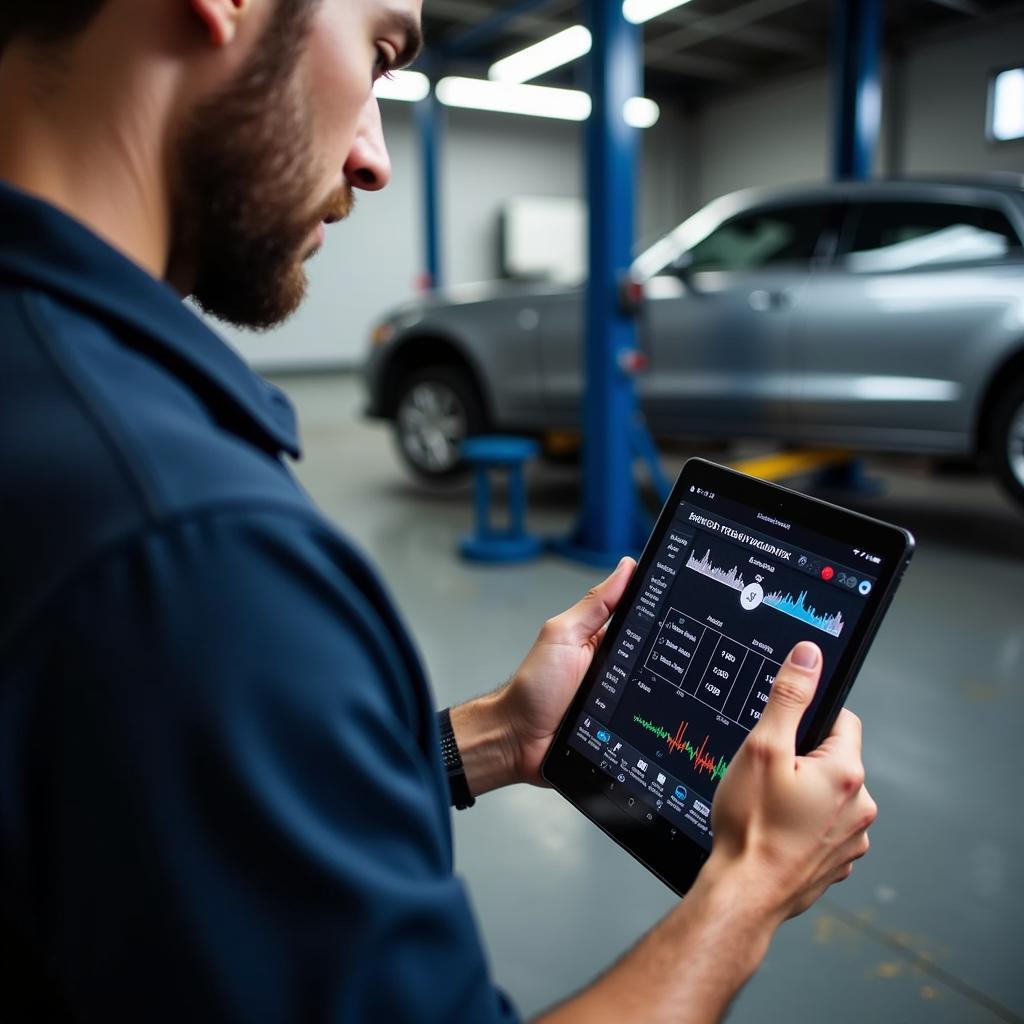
[189,0,249,48]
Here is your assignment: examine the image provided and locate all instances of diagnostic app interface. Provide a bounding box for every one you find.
[568,488,883,851]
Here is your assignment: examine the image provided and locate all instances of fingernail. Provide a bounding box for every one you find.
[791,642,820,669]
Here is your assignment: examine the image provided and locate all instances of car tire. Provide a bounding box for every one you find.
[393,366,484,481]
[990,376,1024,511]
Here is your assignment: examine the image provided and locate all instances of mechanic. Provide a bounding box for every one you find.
[0,1,876,1020]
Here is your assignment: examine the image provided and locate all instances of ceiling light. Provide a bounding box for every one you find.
[374,70,431,103]
[624,96,660,128]
[436,77,592,121]
[489,25,592,83]
[623,0,693,24]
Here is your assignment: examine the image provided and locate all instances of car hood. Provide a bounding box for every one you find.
[383,279,579,322]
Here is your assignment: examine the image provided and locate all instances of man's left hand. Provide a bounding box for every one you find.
[499,557,635,786]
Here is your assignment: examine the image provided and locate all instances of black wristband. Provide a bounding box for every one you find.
[437,707,476,810]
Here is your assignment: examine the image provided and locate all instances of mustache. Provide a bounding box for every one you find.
[319,186,355,225]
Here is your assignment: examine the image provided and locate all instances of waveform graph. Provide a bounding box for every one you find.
[762,589,845,637]
[632,714,730,783]
[686,546,746,591]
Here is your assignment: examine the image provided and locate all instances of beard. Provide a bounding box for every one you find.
[171,0,351,330]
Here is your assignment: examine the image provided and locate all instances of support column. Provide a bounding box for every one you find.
[414,87,443,291]
[831,0,883,180]
[555,0,644,566]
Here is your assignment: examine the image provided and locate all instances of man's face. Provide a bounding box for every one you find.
[174,0,422,330]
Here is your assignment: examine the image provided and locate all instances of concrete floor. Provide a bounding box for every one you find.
[274,371,1024,1024]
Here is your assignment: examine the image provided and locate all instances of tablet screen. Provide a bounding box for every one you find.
[565,478,891,853]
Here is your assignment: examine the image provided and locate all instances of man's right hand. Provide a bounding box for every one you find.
[537,640,877,1024]
[707,639,877,923]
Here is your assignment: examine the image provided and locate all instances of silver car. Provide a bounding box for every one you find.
[364,177,1024,509]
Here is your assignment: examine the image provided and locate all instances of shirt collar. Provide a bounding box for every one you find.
[0,180,301,459]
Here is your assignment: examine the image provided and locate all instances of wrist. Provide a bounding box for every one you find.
[690,851,787,966]
[448,691,521,798]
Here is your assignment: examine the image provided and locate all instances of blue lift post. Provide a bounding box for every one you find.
[554,0,646,566]
[831,0,883,181]
[414,84,443,291]
[820,0,884,494]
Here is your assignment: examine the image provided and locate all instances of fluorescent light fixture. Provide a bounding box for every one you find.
[436,77,592,121]
[373,70,430,103]
[624,96,660,128]
[623,0,693,24]
[991,67,1024,141]
[489,25,592,83]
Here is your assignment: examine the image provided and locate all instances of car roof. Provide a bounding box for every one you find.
[726,176,1024,206]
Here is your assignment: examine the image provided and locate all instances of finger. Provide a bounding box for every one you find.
[558,557,636,643]
[753,642,822,752]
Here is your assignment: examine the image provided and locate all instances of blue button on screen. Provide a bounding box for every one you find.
[674,785,688,801]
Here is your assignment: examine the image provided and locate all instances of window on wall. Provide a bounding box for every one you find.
[989,67,1024,142]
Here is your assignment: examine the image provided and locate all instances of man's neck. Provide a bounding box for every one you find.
[0,46,176,287]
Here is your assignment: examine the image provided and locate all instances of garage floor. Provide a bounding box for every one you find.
[274,371,1023,1024]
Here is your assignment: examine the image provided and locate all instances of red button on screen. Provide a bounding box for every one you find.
[821,566,835,581]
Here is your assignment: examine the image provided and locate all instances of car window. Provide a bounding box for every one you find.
[840,201,1022,272]
[686,205,830,272]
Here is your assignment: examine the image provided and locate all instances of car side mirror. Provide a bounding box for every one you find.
[670,251,699,292]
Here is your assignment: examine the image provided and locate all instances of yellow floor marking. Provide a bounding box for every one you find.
[729,449,851,482]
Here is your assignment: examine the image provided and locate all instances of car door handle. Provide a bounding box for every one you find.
[748,289,794,312]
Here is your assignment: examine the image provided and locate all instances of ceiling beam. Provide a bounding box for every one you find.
[648,0,814,52]
[924,0,984,14]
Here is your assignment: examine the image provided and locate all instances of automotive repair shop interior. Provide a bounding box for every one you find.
[8,0,1024,1020]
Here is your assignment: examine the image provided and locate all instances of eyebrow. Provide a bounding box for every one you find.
[384,11,425,71]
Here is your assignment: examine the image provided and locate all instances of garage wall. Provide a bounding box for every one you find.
[220,101,692,371]
[692,13,1022,208]
[898,17,1024,176]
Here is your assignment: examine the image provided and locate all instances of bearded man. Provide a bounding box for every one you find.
[0,2,875,1021]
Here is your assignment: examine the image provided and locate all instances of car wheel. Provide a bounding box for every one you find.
[393,367,484,480]
[990,377,1024,510]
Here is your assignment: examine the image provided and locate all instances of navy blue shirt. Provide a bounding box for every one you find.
[0,182,517,1022]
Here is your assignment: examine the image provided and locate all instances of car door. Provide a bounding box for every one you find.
[791,197,1024,446]
[638,202,836,438]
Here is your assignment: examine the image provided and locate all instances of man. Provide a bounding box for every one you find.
[0,1,876,1021]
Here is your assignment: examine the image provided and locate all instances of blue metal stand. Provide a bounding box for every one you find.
[831,0,883,180]
[823,0,884,496]
[414,86,443,290]
[460,437,543,563]
[553,0,648,568]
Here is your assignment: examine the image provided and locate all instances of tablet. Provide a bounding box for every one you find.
[542,458,914,896]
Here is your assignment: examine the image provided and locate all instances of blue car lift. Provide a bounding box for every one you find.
[553,0,661,565]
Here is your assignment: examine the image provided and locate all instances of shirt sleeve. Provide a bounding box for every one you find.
[7,507,519,1024]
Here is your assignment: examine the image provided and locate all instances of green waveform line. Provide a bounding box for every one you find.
[632,714,729,782]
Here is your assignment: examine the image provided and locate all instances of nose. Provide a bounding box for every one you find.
[343,94,391,191]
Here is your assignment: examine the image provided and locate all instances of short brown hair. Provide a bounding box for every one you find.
[0,2,109,52]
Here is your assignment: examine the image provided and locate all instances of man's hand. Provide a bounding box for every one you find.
[499,557,636,786]
[707,640,877,923]
[450,558,635,796]
[536,640,877,1024]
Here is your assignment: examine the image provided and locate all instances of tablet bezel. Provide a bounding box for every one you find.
[541,458,915,896]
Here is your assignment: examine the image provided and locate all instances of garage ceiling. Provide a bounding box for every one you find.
[419,0,1024,103]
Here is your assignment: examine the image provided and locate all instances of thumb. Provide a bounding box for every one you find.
[754,641,822,750]
[564,557,636,643]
